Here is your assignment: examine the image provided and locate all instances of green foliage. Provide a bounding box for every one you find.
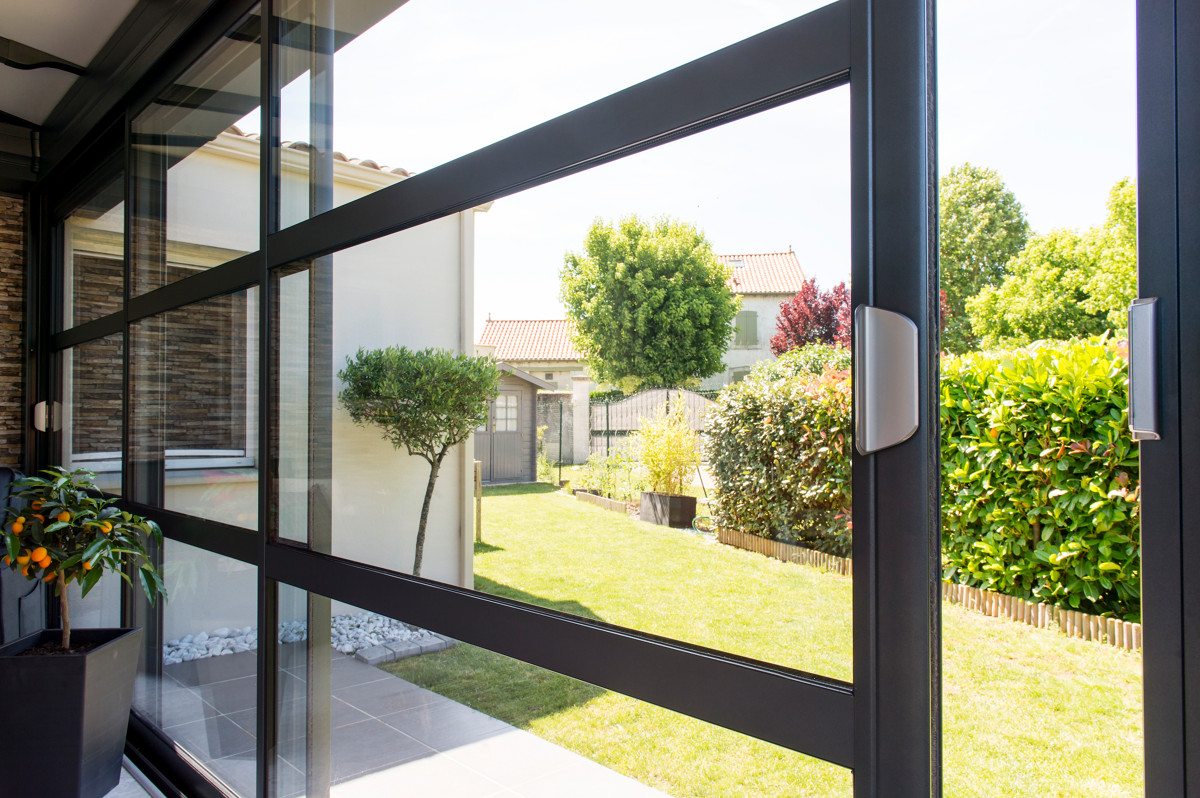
[941,338,1140,619]
[536,425,555,483]
[4,466,165,650]
[338,346,500,576]
[338,346,500,465]
[634,404,701,495]
[753,343,850,380]
[966,178,1137,349]
[1081,177,1137,329]
[939,163,1030,353]
[707,366,852,556]
[966,229,1108,348]
[560,215,739,392]
[577,451,645,502]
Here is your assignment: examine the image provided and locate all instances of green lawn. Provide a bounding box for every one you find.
[386,483,1143,797]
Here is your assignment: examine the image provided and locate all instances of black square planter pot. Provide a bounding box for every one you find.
[0,627,142,798]
[639,491,698,528]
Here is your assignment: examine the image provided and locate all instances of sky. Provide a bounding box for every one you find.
[277,0,1137,334]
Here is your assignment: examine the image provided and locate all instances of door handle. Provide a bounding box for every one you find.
[854,305,919,454]
[1128,297,1160,441]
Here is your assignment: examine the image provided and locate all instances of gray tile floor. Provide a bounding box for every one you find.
[105,760,164,798]
[125,647,665,798]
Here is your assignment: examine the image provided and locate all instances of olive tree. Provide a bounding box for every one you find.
[338,346,500,577]
[560,215,739,392]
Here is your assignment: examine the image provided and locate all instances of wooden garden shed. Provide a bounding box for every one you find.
[475,363,554,483]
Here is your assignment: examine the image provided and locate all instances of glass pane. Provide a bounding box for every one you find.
[271,216,471,560]
[62,175,124,328]
[938,1,1142,794]
[62,333,123,494]
[273,0,837,229]
[274,87,853,681]
[134,540,258,797]
[274,585,850,797]
[130,289,259,528]
[131,6,261,296]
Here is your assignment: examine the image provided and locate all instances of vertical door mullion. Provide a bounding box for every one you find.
[258,2,279,796]
[851,0,939,794]
[1140,0,1199,793]
[306,3,336,794]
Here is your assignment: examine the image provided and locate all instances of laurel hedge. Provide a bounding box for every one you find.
[941,338,1139,620]
[708,338,1140,619]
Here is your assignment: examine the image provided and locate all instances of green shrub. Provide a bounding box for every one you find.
[757,343,851,378]
[536,425,555,482]
[634,404,701,495]
[941,337,1139,619]
[578,452,645,502]
[707,365,852,556]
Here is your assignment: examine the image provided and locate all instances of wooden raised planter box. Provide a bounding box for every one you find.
[575,490,630,513]
[639,491,697,528]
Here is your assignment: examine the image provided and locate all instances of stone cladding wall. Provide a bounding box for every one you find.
[0,195,23,466]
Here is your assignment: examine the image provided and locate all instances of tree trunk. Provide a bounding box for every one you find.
[58,572,70,651]
[413,452,446,578]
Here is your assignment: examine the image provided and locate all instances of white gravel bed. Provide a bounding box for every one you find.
[162,612,438,665]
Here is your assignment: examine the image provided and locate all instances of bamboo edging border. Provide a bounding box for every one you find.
[715,526,1141,652]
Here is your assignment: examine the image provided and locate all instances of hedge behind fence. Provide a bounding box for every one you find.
[941,338,1139,620]
[707,348,852,557]
[708,339,1141,620]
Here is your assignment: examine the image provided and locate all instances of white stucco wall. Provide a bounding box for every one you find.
[64,132,481,639]
[700,293,790,390]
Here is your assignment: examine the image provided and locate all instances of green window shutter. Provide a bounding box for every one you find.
[734,310,758,346]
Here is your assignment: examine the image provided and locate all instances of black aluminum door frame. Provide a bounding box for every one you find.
[26,0,940,794]
[257,0,939,794]
[1138,0,1200,793]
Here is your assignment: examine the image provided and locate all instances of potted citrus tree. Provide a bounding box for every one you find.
[635,402,702,528]
[0,465,165,798]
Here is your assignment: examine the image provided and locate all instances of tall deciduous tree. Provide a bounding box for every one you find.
[769,278,850,356]
[338,347,500,577]
[939,163,1030,353]
[966,178,1137,349]
[560,215,739,392]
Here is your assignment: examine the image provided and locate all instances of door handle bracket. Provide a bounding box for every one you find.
[854,305,918,454]
[1128,297,1160,441]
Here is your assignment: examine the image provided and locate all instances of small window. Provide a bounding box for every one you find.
[494,394,519,432]
[734,310,758,346]
[731,367,751,383]
[545,372,554,381]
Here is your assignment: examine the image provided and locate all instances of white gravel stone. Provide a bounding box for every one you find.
[161,612,441,665]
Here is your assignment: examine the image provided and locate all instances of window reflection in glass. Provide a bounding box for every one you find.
[62,175,124,328]
[131,5,261,296]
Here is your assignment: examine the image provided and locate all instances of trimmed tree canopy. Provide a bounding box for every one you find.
[560,215,739,392]
[337,346,500,576]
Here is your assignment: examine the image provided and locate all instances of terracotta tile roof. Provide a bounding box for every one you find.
[224,125,414,177]
[720,250,808,295]
[478,319,583,362]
